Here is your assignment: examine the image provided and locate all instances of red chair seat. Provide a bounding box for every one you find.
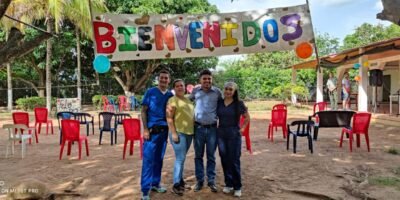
[122,118,143,159]
[60,119,89,160]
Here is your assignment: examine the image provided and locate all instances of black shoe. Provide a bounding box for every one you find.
[171,184,184,196]
[179,181,191,191]
[193,182,203,192]
[208,183,218,193]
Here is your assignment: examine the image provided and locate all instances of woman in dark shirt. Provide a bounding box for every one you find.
[217,81,250,197]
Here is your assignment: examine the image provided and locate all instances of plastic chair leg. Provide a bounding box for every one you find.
[340,130,345,147]
[293,135,297,153]
[365,133,370,152]
[123,140,128,159]
[245,135,252,154]
[130,141,134,155]
[86,124,89,136]
[349,133,353,152]
[287,133,290,150]
[99,130,103,145]
[85,139,89,156]
[356,134,361,147]
[67,141,72,156]
[78,141,82,160]
[92,122,94,135]
[51,121,54,134]
[59,141,66,160]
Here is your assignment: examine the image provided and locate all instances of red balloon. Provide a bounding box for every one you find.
[296,42,313,59]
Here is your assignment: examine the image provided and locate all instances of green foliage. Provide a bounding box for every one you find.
[16,97,56,111]
[369,176,400,188]
[316,32,340,56]
[271,83,309,102]
[342,23,400,50]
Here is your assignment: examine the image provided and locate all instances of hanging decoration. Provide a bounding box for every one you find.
[93,55,111,73]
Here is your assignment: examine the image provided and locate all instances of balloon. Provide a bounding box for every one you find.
[363,61,369,67]
[295,42,313,59]
[93,55,111,73]
[354,75,361,82]
[353,63,361,69]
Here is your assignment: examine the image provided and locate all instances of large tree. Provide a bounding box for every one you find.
[106,0,219,94]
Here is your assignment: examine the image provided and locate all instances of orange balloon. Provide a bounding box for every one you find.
[296,42,313,59]
[354,75,361,81]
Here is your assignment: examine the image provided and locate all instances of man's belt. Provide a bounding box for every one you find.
[149,125,168,133]
[195,122,217,128]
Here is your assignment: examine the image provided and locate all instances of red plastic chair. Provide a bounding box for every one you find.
[59,119,89,160]
[340,112,371,152]
[273,104,287,110]
[34,107,54,135]
[240,115,252,154]
[12,112,38,144]
[102,96,114,112]
[122,118,143,159]
[267,109,287,142]
[312,102,327,124]
[118,96,130,111]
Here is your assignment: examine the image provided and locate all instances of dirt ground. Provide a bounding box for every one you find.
[1,109,400,200]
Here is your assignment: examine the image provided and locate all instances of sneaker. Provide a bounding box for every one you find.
[208,183,218,193]
[171,184,184,196]
[151,186,167,193]
[141,194,150,200]
[193,182,203,192]
[234,190,242,197]
[222,187,233,194]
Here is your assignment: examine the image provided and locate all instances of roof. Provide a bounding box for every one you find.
[291,37,400,70]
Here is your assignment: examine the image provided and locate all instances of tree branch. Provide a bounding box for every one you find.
[0,0,11,20]
[14,77,39,95]
[113,71,127,91]
[0,28,52,68]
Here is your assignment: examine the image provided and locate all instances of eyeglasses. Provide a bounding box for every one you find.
[224,87,234,91]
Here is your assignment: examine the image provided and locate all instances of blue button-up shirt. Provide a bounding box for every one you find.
[189,86,222,125]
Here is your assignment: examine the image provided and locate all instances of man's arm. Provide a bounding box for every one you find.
[141,105,150,140]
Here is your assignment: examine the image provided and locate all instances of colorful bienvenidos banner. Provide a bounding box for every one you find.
[92,4,315,61]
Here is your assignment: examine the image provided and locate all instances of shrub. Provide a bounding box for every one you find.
[16,97,56,111]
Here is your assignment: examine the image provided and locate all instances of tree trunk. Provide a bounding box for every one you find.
[38,69,45,97]
[76,27,82,106]
[7,63,12,111]
[46,18,54,112]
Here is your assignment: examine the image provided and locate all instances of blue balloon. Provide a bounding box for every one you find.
[93,55,111,73]
[353,63,361,69]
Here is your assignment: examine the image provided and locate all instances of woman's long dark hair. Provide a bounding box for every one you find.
[233,89,241,123]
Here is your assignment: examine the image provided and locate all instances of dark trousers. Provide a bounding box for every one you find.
[140,130,168,195]
[217,127,242,190]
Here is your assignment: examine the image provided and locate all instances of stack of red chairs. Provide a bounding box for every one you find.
[267,107,287,142]
[118,96,130,111]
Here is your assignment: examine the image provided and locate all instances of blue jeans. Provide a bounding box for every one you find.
[140,130,168,195]
[169,132,193,185]
[194,125,217,184]
[217,127,242,190]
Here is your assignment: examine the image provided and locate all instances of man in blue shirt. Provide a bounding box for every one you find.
[189,69,222,193]
[140,69,173,200]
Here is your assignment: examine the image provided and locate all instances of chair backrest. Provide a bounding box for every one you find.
[118,96,127,104]
[99,112,115,131]
[122,118,141,140]
[102,96,110,105]
[107,97,116,105]
[130,96,139,107]
[61,119,80,140]
[34,107,48,123]
[313,102,327,114]
[12,112,29,126]
[239,115,250,136]
[271,109,287,126]
[288,120,314,136]
[3,124,28,140]
[74,112,92,123]
[352,112,371,133]
[273,104,287,110]
[314,111,355,127]
[57,112,75,128]
[115,113,131,125]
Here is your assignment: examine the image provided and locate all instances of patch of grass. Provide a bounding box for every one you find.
[387,147,399,155]
[369,177,400,188]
